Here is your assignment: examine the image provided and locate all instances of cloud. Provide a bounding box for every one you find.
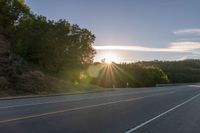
[93,45,168,52]
[174,28,200,35]
[93,41,200,53]
[169,42,200,51]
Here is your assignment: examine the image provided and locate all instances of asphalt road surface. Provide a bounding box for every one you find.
[0,85,200,133]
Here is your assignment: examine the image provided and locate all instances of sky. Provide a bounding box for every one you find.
[25,0,200,62]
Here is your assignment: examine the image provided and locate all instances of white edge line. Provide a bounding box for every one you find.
[0,91,174,124]
[125,92,200,133]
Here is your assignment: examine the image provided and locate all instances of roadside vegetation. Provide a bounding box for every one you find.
[0,0,200,97]
[0,0,98,96]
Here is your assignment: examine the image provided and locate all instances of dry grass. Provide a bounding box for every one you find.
[0,70,104,97]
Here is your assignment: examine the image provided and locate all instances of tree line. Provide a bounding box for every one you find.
[79,62,169,88]
[135,59,200,83]
[1,0,200,90]
[1,0,96,78]
[80,59,200,88]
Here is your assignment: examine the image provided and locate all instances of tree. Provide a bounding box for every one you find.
[91,63,169,88]
[14,15,96,75]
[0,0,29,38]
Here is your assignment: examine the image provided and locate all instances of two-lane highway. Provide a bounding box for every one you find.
[0,85,200,133]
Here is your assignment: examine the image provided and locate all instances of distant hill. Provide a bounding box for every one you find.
[135,60,200,83]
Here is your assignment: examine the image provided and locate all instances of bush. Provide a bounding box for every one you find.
[14,71,48,94]
[0,76,9,90]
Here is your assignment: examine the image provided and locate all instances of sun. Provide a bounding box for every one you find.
[105,60,112,64]
[104,52,119,64]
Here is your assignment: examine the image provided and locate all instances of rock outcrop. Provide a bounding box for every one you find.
[0,34,10,78]
[0,34,30,94]
[0,34,11,92]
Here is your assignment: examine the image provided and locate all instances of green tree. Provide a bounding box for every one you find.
[0,0,29,38]
[14,15,96,76]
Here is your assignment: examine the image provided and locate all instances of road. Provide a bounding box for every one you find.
[0,85,200,133]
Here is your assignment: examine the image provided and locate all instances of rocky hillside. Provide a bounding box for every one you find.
[0,34,29,95]
[0,34,10,78]
[0,34,56,96]
[0,34,14,94]
[0,34,102,97]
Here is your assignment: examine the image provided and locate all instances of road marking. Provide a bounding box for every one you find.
[0,89,175,109]
[0,91,175,124]
[188,85,200,88]
[125,92,200,133]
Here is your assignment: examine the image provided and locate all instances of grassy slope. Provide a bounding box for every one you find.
[0,70,104,98]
